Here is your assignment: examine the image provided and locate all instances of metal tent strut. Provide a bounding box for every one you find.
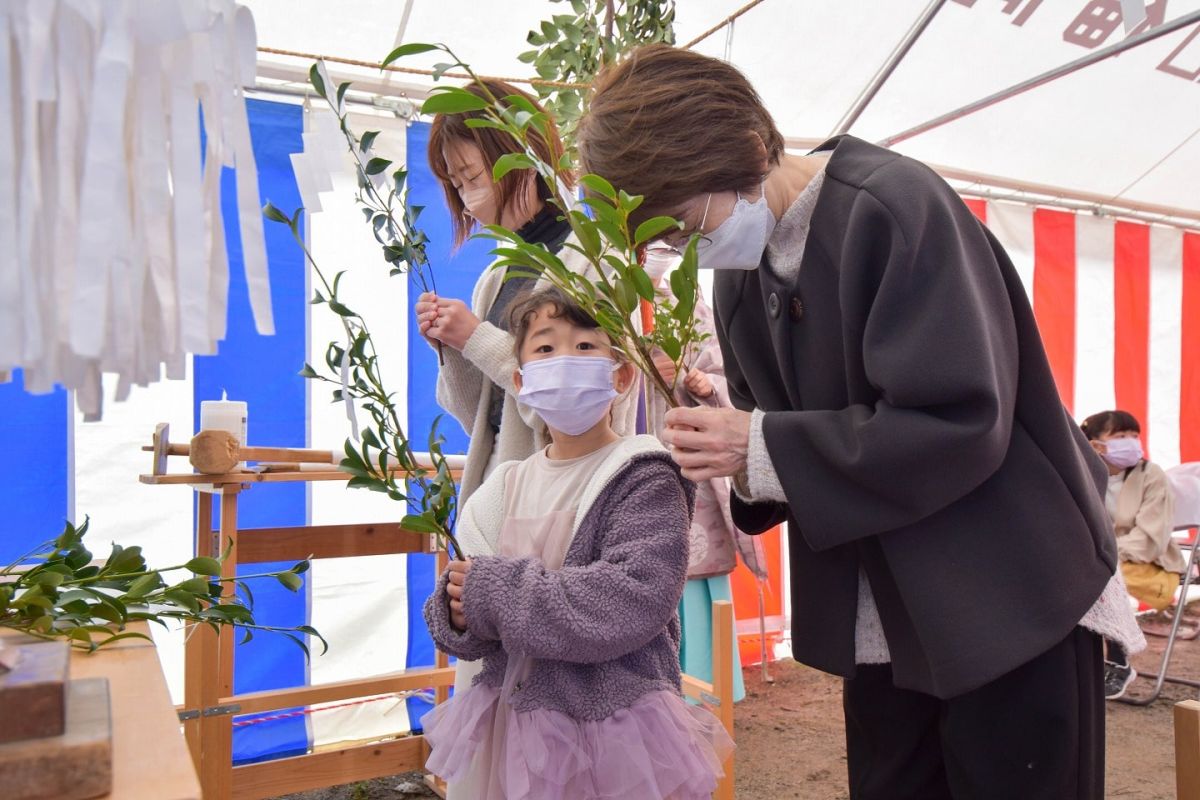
[877,9,1200,148]
[831,0,948,137]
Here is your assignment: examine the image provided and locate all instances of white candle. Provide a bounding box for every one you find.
[200,393,248,468]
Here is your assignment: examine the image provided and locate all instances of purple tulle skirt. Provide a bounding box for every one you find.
[423,685,734,800]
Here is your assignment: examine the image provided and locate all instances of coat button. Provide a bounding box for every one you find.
[790,297,804,321]
[768,292,780,318]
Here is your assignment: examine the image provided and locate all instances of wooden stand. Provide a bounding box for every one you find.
[143,447,736,800]
[142,459,456,800]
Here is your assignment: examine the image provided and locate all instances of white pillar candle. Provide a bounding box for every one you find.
[199,393,248,470]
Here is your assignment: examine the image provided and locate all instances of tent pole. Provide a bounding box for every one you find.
[780,134,1200,231]
[877,9,1200,148]
[831,0,947,137]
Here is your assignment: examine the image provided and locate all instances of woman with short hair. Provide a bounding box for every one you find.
[577,43,1140,799]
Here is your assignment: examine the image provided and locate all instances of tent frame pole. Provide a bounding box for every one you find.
[831,0,948,136]
[877,10,1200,148]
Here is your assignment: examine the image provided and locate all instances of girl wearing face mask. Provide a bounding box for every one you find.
[418,85,638,798]
[421,287,733,799]
[1082,410,1181,699]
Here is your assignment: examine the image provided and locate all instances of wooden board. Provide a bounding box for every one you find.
[1176,700,1200,800]
[0,638,69,742]
[64,626,202,800]
[0,677,111,800]
[232,737,424,800]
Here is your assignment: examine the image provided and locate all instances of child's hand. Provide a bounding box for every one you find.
[683,368,714,399]
[652,349,677,384]
[446,559,472,631]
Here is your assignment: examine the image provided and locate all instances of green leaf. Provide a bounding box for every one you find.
[381,42,440,68]
[517,49,538,64]
[635,216,683,247]
[365,157,392,176]
[95,631,153,649]
[277,571,303,592]
[176,577,211,595]
[463,118,508,132]
[431,62,456,80]
[185,556,222,577]
[123,573,160,600]
[614,278,637,315]
[68,627,96,650]
[492,153,534,181]
[89,603,123,624]
[401,514,441,534]
[328,300,354,317]
[579,174,616,200]
[296,624,330,655]
[420,89,489,116]
[164,589,200,614]
[35,571,64,588]
[359,130,380,152]
[308,63,327,99]
[310,290,326,305]
[299,363,320,379]
[630,265,655,302]
[336,81,351,109]
[262,202,292,225]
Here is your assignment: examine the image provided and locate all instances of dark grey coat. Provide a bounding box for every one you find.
[716,135,1115,699]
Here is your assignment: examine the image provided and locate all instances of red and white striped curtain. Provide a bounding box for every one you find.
[962,198,1200,468]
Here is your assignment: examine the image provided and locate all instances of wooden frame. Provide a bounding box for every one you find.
[145,460,737,800]
[1177,700,1200,799]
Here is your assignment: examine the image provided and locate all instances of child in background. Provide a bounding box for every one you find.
[1082,410,1182,700]
[642,244,761,701]
[422,287,733,799]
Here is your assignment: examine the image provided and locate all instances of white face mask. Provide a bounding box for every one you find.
[695,184,776,271]
[643,246,679,282]
[518,356,619,436]
[1103,437,1143,469]
[460,186,495,225]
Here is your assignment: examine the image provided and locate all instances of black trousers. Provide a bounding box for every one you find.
[843,627,1104,800]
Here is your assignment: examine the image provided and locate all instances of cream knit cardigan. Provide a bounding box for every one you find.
[433,241,640,508]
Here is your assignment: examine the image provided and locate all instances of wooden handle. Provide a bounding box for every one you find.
[238,447,338,463]
[142,443,337,464]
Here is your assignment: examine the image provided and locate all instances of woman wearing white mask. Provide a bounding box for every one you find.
[1082,410,1182,700]
[415,81,637,799]
[417,79,638,508]
[577,45,1140,799]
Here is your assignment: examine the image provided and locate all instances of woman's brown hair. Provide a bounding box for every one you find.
[576,43,785,227]
[427,79,572,247]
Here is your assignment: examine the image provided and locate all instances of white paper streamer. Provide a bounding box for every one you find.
[1,1,272,418]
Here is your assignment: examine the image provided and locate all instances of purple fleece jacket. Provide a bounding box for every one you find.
[422,451,695,721]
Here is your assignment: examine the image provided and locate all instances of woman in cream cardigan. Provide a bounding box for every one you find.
[414,80,637,502]
[1082,409,1183,699]
[412,81,637,799]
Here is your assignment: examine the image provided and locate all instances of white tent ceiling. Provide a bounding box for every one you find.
[245,0,1200,228]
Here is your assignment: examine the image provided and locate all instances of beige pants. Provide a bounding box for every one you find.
[1121,561,1181,612]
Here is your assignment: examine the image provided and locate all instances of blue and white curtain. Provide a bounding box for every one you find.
[0,98,494,763]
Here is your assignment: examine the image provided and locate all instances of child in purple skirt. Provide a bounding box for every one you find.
[422,287,733,799]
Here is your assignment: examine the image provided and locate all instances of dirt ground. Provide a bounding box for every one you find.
[276,614,1200,800]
